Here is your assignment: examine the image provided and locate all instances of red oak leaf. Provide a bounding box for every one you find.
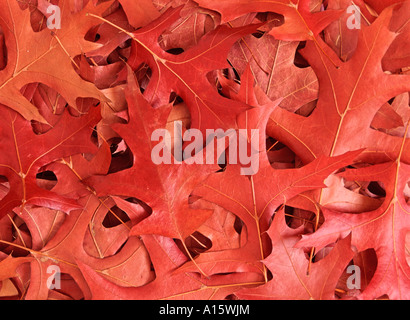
[297,128,410,299]
[78,233,264,299]
[12,193,155,299]
[0,0,110,122]
[236,210,355,300]
[228,34,319,112]
[0,104,101,218]
[90,6,260,133]
[194,0,343,41]
[178,88,362,279]
[267,6,410,164]
[87,68,219,245]
[1,0,409,301]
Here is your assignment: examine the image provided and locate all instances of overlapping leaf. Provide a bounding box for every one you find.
[193,0,343,41]
[0,0,109,122]
[0,0,409,301]
[267,6,410,164]
[0,104,101,217]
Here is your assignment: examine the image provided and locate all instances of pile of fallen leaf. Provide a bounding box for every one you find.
[0,0,409,300]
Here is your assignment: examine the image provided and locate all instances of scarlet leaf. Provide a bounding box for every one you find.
[267,7,410,164]
[236,210,355,300]
[78,234,264,299]
[194,0,343,41]
[179,98,362,278]
[297,132,410,299]
[1,0,409,301]
[0,104,101,217]
[122,7,259,133]
[87,68,219,242]
[0,0,109,122]
[228,34,319,112]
